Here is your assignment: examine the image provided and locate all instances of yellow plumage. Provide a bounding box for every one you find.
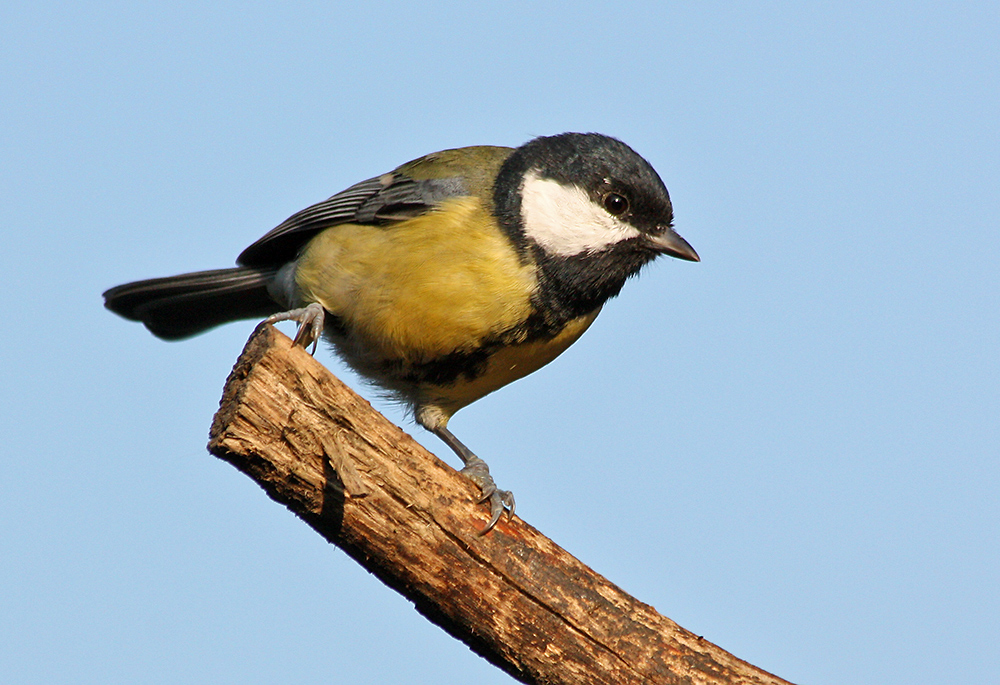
[419,308,600,417]
[295,195,600,418]
[296,197,536,361]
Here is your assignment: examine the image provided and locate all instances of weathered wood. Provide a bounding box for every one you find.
[208,324,794,685]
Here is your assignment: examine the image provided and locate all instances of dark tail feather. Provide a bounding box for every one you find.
[103,267,281,340]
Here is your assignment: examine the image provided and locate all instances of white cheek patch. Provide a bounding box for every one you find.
[519,170,641,257]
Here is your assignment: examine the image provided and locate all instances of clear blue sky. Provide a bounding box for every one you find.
[3,2,997,683]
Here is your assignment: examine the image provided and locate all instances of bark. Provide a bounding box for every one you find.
[208,324,794,685]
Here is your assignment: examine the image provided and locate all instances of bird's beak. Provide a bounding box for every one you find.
[648,228,700,262]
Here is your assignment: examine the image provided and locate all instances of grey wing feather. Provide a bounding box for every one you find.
[237,175,384,266]
[354,177,466,223]
[237,174,467,267]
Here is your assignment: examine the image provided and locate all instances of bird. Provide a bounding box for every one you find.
[103,132,699,533]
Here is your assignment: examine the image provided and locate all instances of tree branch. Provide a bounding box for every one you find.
[208,324,794,685]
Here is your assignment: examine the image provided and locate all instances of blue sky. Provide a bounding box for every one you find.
[2,2,997,683]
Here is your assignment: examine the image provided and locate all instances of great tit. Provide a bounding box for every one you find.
[104,132,699,532]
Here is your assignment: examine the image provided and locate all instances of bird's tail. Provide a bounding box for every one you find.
[103,267,282,340]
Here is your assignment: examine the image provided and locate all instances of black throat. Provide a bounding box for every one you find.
[493,141,661,332]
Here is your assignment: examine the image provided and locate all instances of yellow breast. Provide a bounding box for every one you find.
[294,197,538,363]
[420,307,601,416]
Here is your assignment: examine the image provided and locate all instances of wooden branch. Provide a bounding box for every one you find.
[208,324,794,685]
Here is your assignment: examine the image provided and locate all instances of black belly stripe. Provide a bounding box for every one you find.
[389,306,566,387]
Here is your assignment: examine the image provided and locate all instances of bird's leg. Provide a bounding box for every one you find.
[265,302,325,354]
[433,425,515,534]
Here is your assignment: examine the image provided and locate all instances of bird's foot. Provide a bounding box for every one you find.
[460,456,515,534]
[265,303,325,354]
[428,423,514,534]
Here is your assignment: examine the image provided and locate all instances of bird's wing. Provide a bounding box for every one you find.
[236,172,467,267]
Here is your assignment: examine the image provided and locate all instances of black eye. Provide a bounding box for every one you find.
[603,192,629,216]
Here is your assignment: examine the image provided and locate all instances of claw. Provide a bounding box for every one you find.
[426,419,515,534]
[461,456,515,534]
[481,488,516,534]
[265,303,325,354]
